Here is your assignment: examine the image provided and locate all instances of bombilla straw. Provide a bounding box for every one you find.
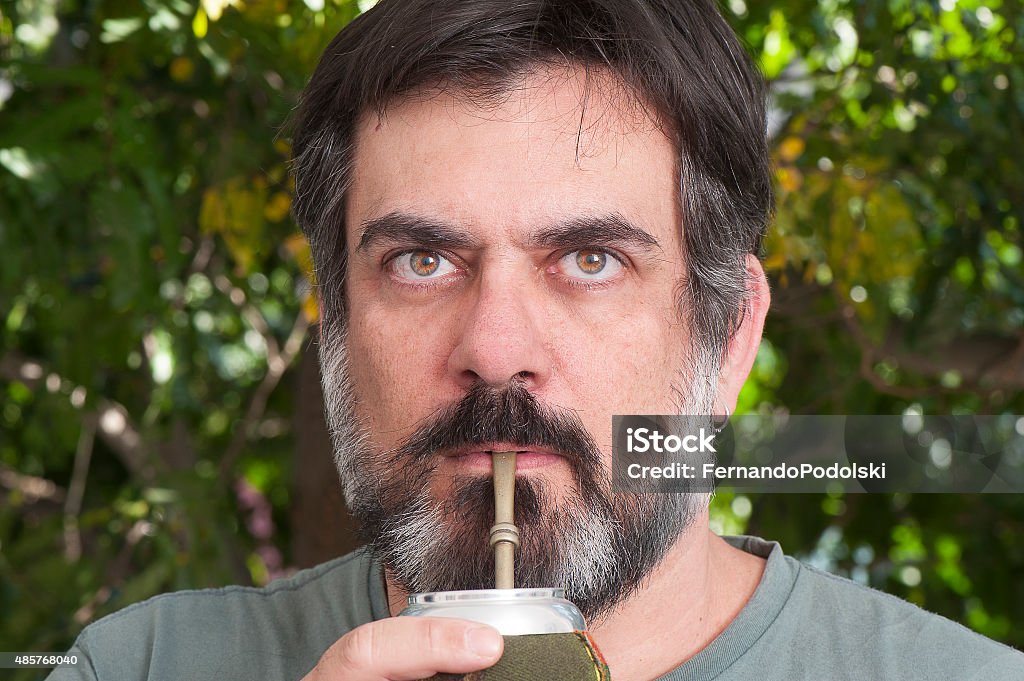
[490,451,520,589]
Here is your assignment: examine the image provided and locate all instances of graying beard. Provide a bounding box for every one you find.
[319,318,719,618]
[317,323,367,505]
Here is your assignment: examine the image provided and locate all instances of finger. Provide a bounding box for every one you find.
[307,616,503,681]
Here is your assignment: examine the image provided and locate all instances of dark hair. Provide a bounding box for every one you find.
[292,0,772,366]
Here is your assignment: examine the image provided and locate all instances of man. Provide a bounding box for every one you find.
[49,1,1023,679]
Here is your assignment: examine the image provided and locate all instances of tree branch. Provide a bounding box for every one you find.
[771,282,1024,394]
[0,464,66,503]
[72,518,152,625]
[0,352,155,481]
[218,310,311,481]
[64,412,98,561]
[213,273,281,359]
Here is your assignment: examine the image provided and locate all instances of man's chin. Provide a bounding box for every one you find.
[363,476,699,623]
[375,478,571,592]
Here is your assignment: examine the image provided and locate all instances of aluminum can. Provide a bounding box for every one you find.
[399,588,587,636]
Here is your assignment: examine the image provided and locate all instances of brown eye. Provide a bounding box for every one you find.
[555,248,623,282]
[576,249,607,274]
[409,251,440,276]
[390,250,456,283]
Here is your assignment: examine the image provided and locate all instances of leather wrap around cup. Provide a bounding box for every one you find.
[423,631,610,680]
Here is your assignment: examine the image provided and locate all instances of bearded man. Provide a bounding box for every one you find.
[49,1,1022,680]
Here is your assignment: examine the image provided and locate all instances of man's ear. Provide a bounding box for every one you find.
[716,254,771,413]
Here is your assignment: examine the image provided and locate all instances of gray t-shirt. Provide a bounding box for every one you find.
[46,535,1024,680]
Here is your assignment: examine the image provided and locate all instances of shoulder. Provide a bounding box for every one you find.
[719,535,1023,680]
[785,557,1024,678]
[83,547,374,635]
[71,548,382,681]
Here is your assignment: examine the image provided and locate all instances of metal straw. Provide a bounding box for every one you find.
[489,451,520,589]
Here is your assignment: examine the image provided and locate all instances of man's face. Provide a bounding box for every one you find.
[322,67,715,620]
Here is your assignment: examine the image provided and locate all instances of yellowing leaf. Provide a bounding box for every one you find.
[777,136,806,162]
[199,188,225,235]
[301,291,320,324]
[200,178,268,274]
[777,166,803,193]
[264,192,291,223]
[169,57,195,82]
[284,233,316,285]
[762,250,788,273]
[192,8,208,38]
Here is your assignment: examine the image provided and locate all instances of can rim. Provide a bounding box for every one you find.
[407,587,567,605]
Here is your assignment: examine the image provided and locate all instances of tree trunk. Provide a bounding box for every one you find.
[290,340,362,568]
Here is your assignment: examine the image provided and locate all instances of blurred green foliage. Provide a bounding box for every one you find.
[0,0,1022,671]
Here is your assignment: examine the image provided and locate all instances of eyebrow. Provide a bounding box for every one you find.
[355,210,662,255]
[528,214,662,253]
[357,211,481,252]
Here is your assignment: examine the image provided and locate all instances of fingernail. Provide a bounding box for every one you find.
[465,626,502,658]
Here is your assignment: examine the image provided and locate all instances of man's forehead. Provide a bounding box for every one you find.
[370,66,665,142]
[344,65,680,246]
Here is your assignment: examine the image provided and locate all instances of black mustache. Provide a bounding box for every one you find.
[394,381,601,468]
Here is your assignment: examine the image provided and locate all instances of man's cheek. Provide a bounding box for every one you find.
[347,352,447,448]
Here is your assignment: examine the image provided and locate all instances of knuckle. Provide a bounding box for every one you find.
[313,618,474,678]
[338,623,381,671]
[424,619,459,654]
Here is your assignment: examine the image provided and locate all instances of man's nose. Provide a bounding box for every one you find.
[447,275,551,390]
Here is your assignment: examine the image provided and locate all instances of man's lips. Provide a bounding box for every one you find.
[442,443,565,471]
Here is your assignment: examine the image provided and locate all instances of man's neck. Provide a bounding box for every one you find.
[584,525,766,680]
[384,521,766,681]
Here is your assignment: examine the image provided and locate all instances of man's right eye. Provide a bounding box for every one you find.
[387,250,458,281]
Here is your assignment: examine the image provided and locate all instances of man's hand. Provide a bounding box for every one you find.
[302,617,504,681]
